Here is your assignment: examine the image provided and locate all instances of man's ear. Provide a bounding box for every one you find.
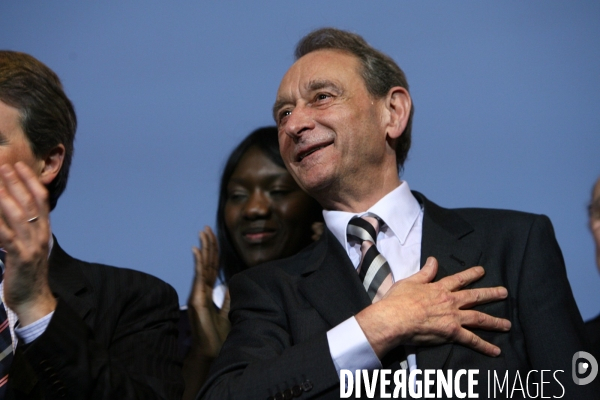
[37,144,65,186]
[383,86,412,140]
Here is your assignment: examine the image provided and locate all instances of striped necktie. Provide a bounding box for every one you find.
[347,215,409,370]
[0,250,13,395]
[347,215,394,303]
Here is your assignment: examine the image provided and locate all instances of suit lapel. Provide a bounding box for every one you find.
[413,192,482,370]
[296,194,483,371]
[298,229,371,328]
[47,237,94,325]
[7,237,94,397]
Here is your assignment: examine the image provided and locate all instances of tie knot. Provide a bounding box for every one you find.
[347,214,383,245]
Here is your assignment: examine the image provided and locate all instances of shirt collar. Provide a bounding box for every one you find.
[323,181,421,250]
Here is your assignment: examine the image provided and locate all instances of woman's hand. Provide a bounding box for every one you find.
[311,221,324,241]
[187,226,231,358]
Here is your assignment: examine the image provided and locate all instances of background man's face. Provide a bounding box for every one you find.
[591,178,600,271]
[274,50,389,202]
[0,100,40,172]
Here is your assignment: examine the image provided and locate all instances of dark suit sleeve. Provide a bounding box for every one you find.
[198,273,340,400]
[20,276,183,400]
[517,214,600,397]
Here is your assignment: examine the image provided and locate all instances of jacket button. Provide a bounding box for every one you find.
[301,380,313,392]
[282,388,293,399]
[291,385,302,397]
[274,392,284,400]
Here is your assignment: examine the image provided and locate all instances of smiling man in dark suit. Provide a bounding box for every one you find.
[0,51,182,399]
[200,28,598,399]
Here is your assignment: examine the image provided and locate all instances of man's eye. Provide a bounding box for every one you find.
[278,110,291,123]
[316,93,330,101]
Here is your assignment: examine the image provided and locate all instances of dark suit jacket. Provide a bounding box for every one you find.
[585,314,600,362]
[199,193,599,399]
[6,238,183,399]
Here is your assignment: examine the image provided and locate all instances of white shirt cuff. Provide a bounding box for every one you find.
[15,311,54,345]
[327,316,381,377]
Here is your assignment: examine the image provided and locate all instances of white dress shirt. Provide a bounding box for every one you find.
[324,181,423,376]
[212,269,227,308]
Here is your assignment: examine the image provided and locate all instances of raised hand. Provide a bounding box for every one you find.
[0,162,56,326]
[183,226,231,399]
[356,256,511,359]
[187,226,230,358]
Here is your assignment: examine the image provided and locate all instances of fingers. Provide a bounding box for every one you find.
[460,309,511,332]
[15,162,49,218]
[453,327,503,357]
[0,163,49,250]
[200,227,219,281]
[438,265,485,292]
[199,229,209,271]
[220,289,231,316]
[453,309,512,356]
[1,164,39,225]
[457,286,508,309]
[192,246,203,276]
[189,245,209,309]
[311,222,324,241]
[205,226,219,271]
[192,226,221,289]
[193,228,212,274]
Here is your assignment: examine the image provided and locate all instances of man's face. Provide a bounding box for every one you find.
[274,50,390,206]
[591,178,600,272]
[0,100,41,172]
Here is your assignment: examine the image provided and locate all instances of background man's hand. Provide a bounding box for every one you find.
[0,162,56,326]
[355,256,511,359]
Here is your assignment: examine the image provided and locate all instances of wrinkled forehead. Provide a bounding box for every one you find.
[274,50,362,110]
[283,50,361,88]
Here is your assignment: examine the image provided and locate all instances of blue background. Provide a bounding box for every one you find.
[1,1,599,319]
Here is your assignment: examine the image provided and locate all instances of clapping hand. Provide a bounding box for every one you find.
[0,162,56,326]
[187,226,230,358]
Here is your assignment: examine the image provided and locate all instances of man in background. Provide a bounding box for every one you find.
[585,176,600,360]
[200,28,597,399]
[0,51,182,399]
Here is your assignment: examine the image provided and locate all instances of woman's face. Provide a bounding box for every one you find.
[225,146,321,268]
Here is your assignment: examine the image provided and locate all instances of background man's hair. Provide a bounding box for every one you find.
[0,51,76,210]
[295,27,414,172]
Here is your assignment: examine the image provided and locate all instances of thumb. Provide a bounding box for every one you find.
[220,289,231,317]
[410,256,438,284]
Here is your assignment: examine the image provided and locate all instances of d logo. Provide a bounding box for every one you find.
[572,351,598,385]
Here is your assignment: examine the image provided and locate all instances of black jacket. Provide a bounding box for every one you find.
[200,193,598,399]
[7,238,183,399]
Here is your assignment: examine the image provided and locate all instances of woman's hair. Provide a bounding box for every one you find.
[216,126,287,282]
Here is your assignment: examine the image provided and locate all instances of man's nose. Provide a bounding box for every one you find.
[243,190,271,219]
[284,104,315,139]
